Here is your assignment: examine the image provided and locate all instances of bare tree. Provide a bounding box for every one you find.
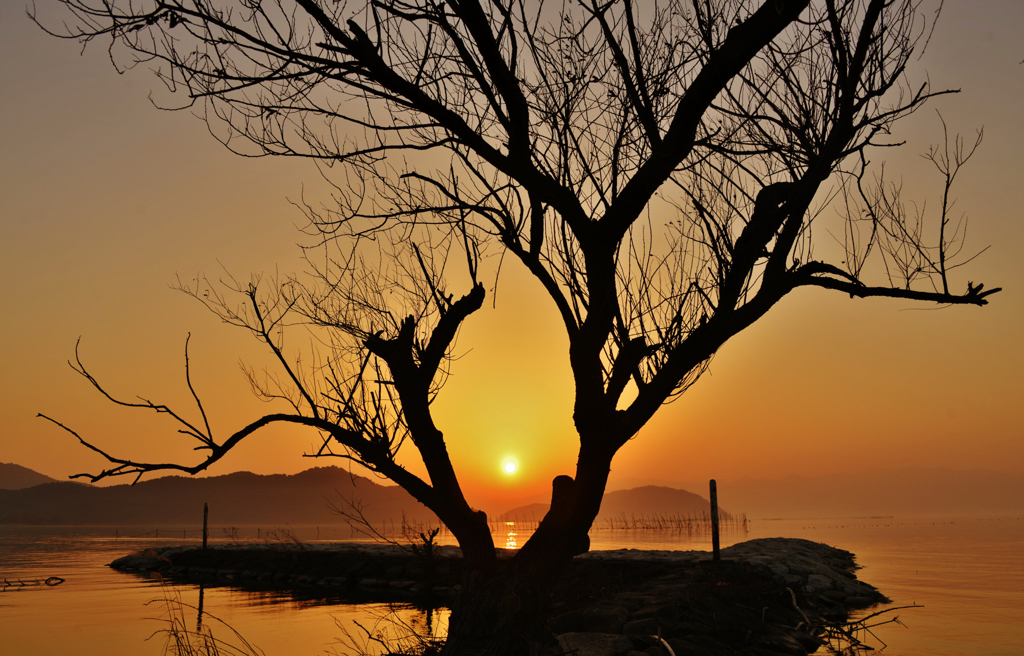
[36,0,998,653]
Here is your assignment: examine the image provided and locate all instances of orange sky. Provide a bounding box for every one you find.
[1,1,1022,513]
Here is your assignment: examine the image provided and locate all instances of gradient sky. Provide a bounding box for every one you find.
[1,1,1022,511]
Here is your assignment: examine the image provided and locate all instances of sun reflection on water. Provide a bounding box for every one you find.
[504,522,518,549]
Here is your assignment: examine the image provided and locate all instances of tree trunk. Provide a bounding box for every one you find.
[442,459,613,656]
[441,559,559,656]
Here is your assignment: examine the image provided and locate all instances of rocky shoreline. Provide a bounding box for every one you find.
[111,537,888,655]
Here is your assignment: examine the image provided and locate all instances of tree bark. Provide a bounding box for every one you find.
[442,450,614,655]
[443,524,589,655]
[442,559,559,656]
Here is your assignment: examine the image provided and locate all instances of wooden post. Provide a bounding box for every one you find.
[196,584,205,632]
[710,479,720,562]
[202,502,209,550]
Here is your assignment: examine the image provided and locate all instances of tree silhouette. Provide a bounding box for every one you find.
[36,0,998,653]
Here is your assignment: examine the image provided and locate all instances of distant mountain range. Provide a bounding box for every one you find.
[500,485,732,525]
[0,466,439,526]
[1,465,726,527]
[0,462,57,490]
[5,463,1020,526]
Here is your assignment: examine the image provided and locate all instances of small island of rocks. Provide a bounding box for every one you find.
[111,537,890,656]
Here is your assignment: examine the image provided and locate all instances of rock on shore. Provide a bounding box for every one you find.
[552,538,887,655]
[110,537,887,655]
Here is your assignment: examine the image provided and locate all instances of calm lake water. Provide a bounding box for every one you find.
[1,516,1021,655]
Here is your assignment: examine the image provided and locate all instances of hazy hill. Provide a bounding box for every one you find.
[500,485,732,524]
[0,463,57,490]
[0,466,438,526]
[683,468,1024,518]
[9,462,1010,527]
[496,502,548,521]
[599,486,734,522]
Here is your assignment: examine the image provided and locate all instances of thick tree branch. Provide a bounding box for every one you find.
[797,274,1000,305]
[603,0,811,242]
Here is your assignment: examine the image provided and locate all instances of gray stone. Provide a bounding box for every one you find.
[791,629,825,652]
[344,561,367,576]
[622,618,660,636]
[805,573,834,593]
[631,604,679,623]
[584,607,629,634]
[761,629,806,654]
[549,609,587,635]
[109,553,170,571]
[781,574,803,587]
[688,635,727,653]
[615,594,656,611]
[665,638,715,656]
[676,620,715,636]
[556,632,635,656]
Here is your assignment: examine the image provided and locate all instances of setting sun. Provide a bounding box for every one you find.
[503,460,517,475]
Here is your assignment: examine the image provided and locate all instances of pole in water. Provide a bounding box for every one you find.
[203,502,209,550]
[710,479,721,562]
[196,583,206,632]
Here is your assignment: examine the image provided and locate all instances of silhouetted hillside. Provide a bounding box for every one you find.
[497,502,548,521]
[499,485,732,523]
[600,486,734,522]
[0,463,57,490]
[0,466,438,526]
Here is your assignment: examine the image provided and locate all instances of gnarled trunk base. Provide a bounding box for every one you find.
[440,563,555,656]
[440,473,607,655]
